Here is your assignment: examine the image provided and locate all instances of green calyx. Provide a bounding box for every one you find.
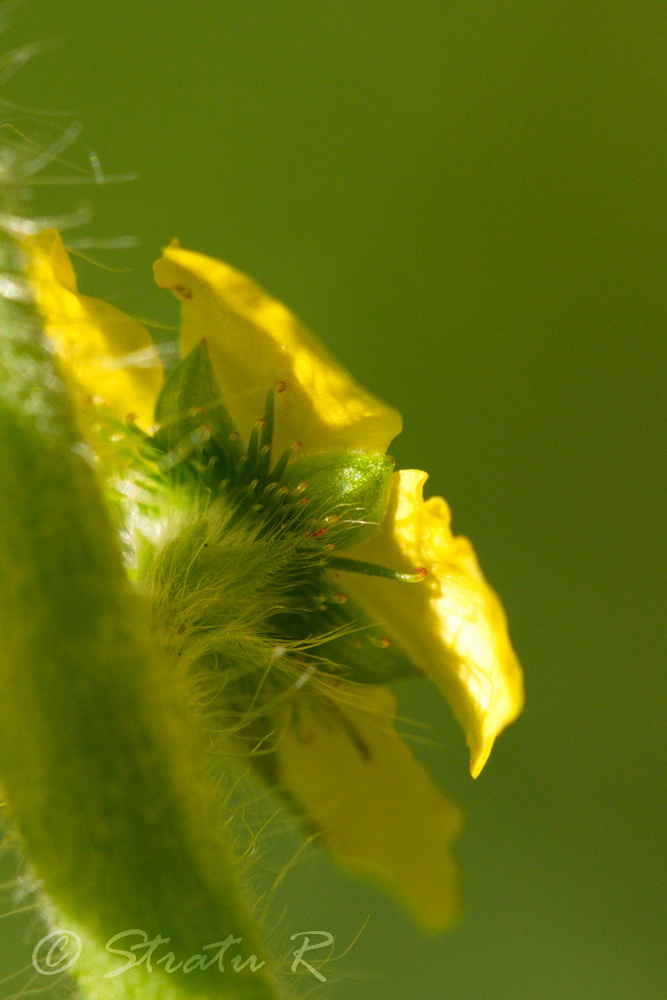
[144,342,423,692]
[152,340,394,547]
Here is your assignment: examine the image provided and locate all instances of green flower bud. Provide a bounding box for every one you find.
[282,451,394,548]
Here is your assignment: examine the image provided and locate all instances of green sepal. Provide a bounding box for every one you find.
[153,339,241,460]
[282,451,394,547]
[265,572,420,686]
[310,595,421,685]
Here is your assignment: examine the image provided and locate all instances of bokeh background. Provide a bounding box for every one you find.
[1,2,665,998]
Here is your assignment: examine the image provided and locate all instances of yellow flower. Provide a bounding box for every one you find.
[24,229,523,933]
[275,680,463,932]
[341,469,524,777]
[153,241,402,457]
[153,240,523,778]
[24,229,162,432]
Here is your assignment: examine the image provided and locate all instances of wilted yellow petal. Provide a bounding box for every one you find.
[340,470,524,777]
[24,229,162,431]
[276,682,463,931]
[153,244,402,457]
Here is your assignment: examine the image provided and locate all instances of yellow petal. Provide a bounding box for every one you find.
[24,229,162,432]
[339,470,524,778]
[153,244,402,457]
[276,681,463,931]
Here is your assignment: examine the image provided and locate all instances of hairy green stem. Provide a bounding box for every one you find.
[0,239,281,1000]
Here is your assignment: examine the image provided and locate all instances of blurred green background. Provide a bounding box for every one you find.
[1,1,665,998]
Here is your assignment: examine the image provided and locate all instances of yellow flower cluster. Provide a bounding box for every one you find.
[25,229,523,932]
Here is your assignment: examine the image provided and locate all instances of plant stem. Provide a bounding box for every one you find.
[0,236,281,1000]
